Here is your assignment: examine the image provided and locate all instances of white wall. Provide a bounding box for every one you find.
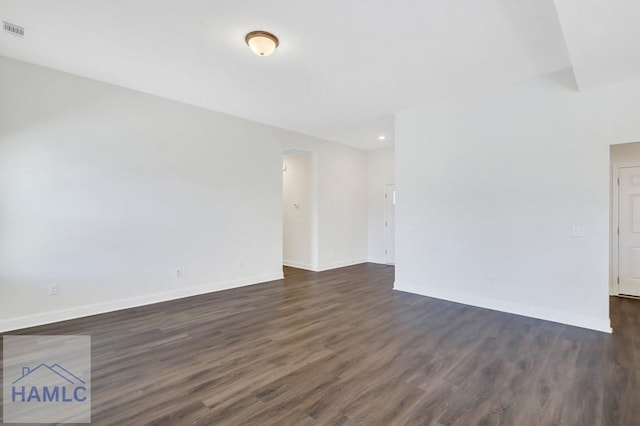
[0,56,362,331]
[282,153,314,269]
[317,144,368,270]
[282,141,368,271]
[367,147,395,264]
[396,70,640,333]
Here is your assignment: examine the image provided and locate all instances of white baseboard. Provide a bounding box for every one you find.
[367,257,387,265]
[283,260,317,271]
[316,259,367,272]
[0,272,284,333]
[394,281,612,333]
[284,259,368,272]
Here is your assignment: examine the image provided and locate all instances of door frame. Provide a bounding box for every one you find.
[612,163,640,295]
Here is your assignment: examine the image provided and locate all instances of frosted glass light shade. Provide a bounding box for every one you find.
[245,31,279,56]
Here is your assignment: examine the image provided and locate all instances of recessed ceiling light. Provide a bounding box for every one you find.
[245,31,279,56]
[378,135,386,141]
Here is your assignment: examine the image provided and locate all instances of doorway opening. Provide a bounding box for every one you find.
[611,142,640,298]
[384,184,396,265]
[282,148,316,271]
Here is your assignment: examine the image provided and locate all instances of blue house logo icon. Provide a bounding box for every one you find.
[12,363,88,403]
[3,335,91,423]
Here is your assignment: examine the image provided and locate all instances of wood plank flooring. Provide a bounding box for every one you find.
[2,263,640,425]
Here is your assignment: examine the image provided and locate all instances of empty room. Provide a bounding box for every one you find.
[1,1,640,424]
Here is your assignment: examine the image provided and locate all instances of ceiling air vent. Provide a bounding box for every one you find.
[3,21,24,37]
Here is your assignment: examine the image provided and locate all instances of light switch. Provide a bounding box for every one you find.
[571,225,585,237]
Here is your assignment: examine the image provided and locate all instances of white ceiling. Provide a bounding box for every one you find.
[0,1,635,149]
[553,0,640,90]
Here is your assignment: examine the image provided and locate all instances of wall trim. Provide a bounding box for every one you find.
[283,260,317,271]
[284,259,368,272]
[394,281,612,333]
[316,259,367,272]
[0,272,284,333]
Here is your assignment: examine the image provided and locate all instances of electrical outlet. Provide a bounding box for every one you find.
[176,269,182,278]
[49,284,58,295]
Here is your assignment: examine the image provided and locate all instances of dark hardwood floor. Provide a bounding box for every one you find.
[2,263,640,425]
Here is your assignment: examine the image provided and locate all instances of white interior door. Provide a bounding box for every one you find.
[618,167,640,296]
[384,184,395,265]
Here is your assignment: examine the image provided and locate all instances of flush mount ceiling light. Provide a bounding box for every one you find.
[378,135,386,141]
[245,30,279,56]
